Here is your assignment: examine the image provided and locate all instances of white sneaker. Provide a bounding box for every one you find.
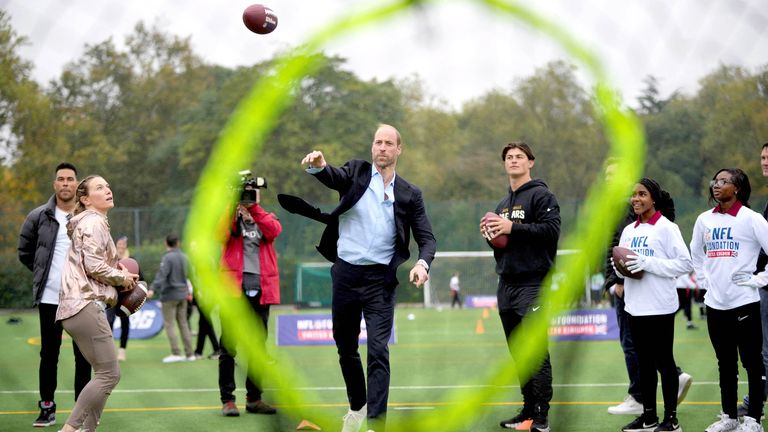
[706,413,740,432]
[186,355,198,361]
[341,404,367,432]
[608,395,643,415]
[739,416,765,432]
[162,354,186,363]
[677,372,693,405]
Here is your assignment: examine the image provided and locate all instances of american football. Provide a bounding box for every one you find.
[612,246,643,279]
[117,281,148,318]
[243,4,278,34]
[119,257,139,274]
[481,211,508,249]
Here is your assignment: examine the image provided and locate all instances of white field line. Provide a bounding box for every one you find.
[0,380,726,395]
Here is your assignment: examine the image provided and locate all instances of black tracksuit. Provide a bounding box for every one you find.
[491,179,561,420]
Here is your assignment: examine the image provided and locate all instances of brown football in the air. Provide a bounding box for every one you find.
[612,246,643,279]
[243,4,278,34]
[481,211,508,249]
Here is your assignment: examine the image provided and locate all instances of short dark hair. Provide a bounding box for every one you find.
[166,234,179,248]
[55,162,77,176]
[762,142,768,151]
[501,142,535,161]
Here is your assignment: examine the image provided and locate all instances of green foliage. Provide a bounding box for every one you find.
[1,11,768,310]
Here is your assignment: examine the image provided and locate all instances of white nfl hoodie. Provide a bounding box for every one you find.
[691,201,768,310]
[619,211,693,316]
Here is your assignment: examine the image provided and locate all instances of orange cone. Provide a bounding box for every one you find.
[296,419,322,430]
[475,319,485,335]
[482,308,489,319]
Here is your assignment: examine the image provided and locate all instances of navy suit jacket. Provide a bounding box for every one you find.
[279,159,436,270]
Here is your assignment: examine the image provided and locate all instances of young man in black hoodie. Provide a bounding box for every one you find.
[481,142,560,432]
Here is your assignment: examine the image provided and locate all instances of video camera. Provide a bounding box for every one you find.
[238,170,267,205]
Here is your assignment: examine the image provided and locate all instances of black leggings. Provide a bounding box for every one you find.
[707,302,764,420]
[105,307,129,349]
[628,312,678,419]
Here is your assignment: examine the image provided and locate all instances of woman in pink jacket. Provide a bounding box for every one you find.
[56,175,138,432]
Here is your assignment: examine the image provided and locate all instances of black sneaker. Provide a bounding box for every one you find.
[654,416,681,432]
[32,400,56,427]
[531,416,550,432]
[622,415,659,432]
[500,407,533,429]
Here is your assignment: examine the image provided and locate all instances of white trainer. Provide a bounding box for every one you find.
[608,395,643,415]
[739,416,765,432]
[677,372,693,405]
[162,354,186,363]
[706,413,740,432]
[341,404,367,432]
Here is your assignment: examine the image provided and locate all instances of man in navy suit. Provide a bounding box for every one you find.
[288,124,436,432]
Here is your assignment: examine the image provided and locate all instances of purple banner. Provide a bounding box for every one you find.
[276,314,396,346]
[548,308,619,341]
[464,295,498,308]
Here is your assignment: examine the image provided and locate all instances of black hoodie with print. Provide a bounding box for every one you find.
[490,179,561,308]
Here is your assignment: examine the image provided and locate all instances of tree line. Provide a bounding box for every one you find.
[1,11,768,305]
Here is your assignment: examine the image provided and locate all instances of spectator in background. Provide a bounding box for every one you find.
[450,272,462,308]
[149,234,195,363]
[218,180,281,417]
[17,162,91,427]
[737,142,768,419]
[104,235,137,361]
[675,272,698,330]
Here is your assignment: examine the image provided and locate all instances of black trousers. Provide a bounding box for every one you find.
[628,312,678,419]
[105,307,130,349]
[38,303,91,401]
[615,294,643,402]
[218,274,270,403]
[331,259,396,420]
[196,305,219,355]
[676,289,693,322]
[707,302,765,420]
[451,290,462,308]
[499,308,553,418]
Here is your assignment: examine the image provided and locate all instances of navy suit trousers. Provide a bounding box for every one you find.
[331,259,396,420]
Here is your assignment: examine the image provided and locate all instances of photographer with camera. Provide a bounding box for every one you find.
[218,171,282,417]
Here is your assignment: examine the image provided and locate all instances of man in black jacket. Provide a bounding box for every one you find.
[18,162,91,427]
[480,142,560,432]
[285,124,436,432]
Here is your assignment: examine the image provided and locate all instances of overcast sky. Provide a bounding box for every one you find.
[2,0,767,109]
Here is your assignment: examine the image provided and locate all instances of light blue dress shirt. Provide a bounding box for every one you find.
[307,164,396,265]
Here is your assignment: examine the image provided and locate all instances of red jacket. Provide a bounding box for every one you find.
[221,204,281,305]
